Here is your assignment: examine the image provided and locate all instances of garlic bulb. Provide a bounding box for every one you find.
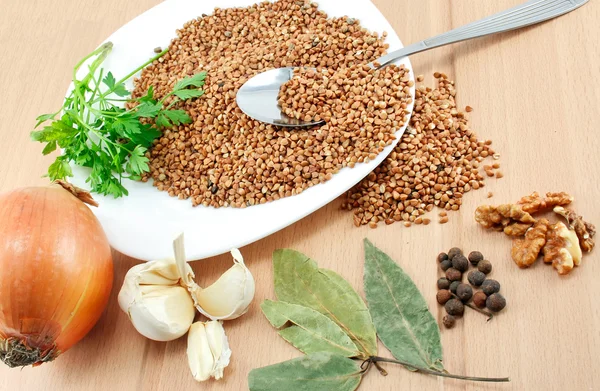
[118,259,196,341]
[187,321,231,381]
[119,233,254,349]
[173,237,255,321]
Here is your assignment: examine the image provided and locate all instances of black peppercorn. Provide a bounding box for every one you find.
[473,291,487,308]
[452,254,469,272]
[443,314,456,329]
[444,299,464,316]
[445,268,462,282]
[449,281,461,294]
[468,251,484,266]
[447,247,462,260]
[437,277,451,290]
[481,279,500,296]
[486,293,506,312]
[436,289,452,305]
[440,259,452,271]
[467,270,486,287]
[437,252,449,263]
[478,259,493,274]
[456,283,473,302]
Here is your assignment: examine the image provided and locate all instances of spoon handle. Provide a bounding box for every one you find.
[373,0,588,68]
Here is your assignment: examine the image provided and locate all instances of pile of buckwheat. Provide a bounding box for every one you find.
[134,0,413,208]
[341,73,500,228]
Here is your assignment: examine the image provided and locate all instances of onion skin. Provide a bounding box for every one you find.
[0,184,113,367]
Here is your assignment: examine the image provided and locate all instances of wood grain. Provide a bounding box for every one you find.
[0,0,599,390]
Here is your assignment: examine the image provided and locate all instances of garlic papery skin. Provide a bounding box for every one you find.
[187,321,231,382]
[192,249,256,320]
[118,259,196,341]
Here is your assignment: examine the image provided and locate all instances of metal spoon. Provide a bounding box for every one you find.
[236,0,587,127]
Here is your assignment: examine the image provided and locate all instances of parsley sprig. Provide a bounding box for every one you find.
[31,42,206,197]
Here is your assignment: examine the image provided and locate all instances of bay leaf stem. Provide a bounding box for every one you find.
[367,357,510,382]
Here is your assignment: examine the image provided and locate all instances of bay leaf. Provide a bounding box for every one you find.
[363,239,444,371]
[261,300,360,357]
[273,249,378,358]
[248,352,362,391]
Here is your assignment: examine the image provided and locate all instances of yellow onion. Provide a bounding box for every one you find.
[0,181,113,367]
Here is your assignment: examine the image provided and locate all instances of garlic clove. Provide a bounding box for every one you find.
[172,235,255,321]
[192,249,255,320]
[187,321,231,382]
[205,320,231,380]
[122,284,195,342]
[118,249,198,341]
[133,259,183,285]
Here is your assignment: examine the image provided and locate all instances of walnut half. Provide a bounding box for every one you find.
[475,204,536,231]
[511,219,550,268]
[542,222,583,275]
[554,206,596,252]
[517,191,574,214]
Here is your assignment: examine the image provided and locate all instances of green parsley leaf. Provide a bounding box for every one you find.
[48,157,73,180]
[174,72,207,90]
[129,123,161,148]
[155,112,171,128]
[163,109,191,125]
[30,119,77,142]
[102,72,117,89]
[126,145,149,175]
[174,89,205,100]
[138,86,156,103]
[135,101,163,118]
[41,141,57,155]
[103,72,130,97]
[112,115,141,137]
[35,113,57,128]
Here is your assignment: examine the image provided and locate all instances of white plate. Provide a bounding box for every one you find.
[71,0,414,261]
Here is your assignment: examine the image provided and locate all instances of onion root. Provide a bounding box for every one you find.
[0,337,59,368]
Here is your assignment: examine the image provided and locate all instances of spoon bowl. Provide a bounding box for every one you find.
[237,0,588,127]
[236,67,324,127]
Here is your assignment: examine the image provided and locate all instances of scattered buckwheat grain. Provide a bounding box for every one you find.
[342,73,499,227]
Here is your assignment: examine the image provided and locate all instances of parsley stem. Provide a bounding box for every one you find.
[72,42,113,78]
[95,47,168,102]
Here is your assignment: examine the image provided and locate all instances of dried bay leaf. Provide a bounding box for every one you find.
[248,352,362,391]
[364,239,444,371]
[261,300,360,357]
[273,249,378,358]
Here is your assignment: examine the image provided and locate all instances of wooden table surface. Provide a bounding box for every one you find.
[1,0,599,390]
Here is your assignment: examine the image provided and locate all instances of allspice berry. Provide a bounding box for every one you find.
[449,280,461,294]
[468,251,484,266]
[456,283,473,302]
[443,315,456,329]
[445,268,462,282]
[437,277,451,290]
[437,252,449,263]
[440,259,453,271]
[486,293,506,312]
[467,270,486,287]
[452,254,469,272]
[436,289,452,305]
[478,259,493,274]
[473,291,487,308]
[481,279,501,296]
[445,299,464,316]
[448,247,462,260]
